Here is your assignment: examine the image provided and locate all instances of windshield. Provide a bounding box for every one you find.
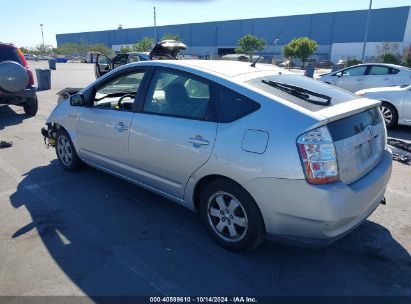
[247,74,359,112]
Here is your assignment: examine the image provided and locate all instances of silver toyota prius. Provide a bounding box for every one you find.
[42,60,392,251]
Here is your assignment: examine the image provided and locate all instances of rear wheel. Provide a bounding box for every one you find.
[379,102,398,129]
[199,178,265,252]
[55,129,82,171]
[23,95,38,116]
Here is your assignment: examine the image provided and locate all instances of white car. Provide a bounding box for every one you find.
[356,85,411,128]
[318,64,411,93]
[24,54,38,61]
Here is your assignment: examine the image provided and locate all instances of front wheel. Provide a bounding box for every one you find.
[55,129,82,171]
[379,102,398,129]
[199,179,265,252]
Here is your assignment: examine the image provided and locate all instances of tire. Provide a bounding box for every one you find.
[55,129,82,171]
[199,178,265,252]
[379,102,398,129]
[23,95,38,116]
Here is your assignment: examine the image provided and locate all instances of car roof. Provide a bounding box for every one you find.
[347,63,407,69]
[137,60,285,78]
[0,43,16,48]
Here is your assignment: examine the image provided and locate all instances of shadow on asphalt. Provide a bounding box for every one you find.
[8,160,411,299]
[388,125,411,142]
[0,105,28,131]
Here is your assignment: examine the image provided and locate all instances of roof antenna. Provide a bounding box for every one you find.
[251,29,283,68]
[250,52,263,68]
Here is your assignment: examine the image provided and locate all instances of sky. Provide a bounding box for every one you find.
[1,0,410,47]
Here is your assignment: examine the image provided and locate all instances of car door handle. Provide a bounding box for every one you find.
[189,137,209,146]
[114,122,128,132]
[383,77,389,81]
[357,79,364,82]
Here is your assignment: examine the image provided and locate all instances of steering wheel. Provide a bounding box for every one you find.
[117,94,135,109]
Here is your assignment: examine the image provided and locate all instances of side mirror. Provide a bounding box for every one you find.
[70,94,86,106]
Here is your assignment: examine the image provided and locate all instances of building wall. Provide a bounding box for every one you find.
[56,6,410,60]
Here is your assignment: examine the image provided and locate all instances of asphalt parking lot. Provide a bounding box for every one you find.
[0,62,410,301]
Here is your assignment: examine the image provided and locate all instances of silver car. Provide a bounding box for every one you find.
[318,63,411,93]
[356,85,411,129]
[42,60,392,251]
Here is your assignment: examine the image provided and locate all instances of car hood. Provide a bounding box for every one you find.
[149,40,187,59]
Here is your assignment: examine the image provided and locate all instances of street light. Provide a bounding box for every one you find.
[40,24,45,54]
[361,0,373,62]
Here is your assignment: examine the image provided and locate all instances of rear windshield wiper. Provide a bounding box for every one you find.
[262,80,331,106]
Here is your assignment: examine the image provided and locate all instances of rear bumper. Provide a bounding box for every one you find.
[0,85,37,105]
[243,149,392,246]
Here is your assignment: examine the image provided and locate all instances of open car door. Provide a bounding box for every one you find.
[149,40,187,60]
[95,54,112,78]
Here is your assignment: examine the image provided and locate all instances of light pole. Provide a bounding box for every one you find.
[272,38,279,64]
[40,24,45,54]
[153,6,158,42]
[361,0,373,62]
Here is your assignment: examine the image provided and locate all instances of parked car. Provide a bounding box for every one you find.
[0,43,38,115]
[24,54,38,61]
[56,40,187,102]
[317,60,334,69]
[55,57,68,63]
[95,40,187,78]
[318,63,411,92]
[356,85,411,128]
[41,60,392,251]
[279,60,295,68]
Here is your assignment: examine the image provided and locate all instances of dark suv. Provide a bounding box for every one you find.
[0,43,38,116]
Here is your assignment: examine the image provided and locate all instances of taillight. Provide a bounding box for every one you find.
[27,69,34,86]
[17,48,28,67]
[297,126,339,184]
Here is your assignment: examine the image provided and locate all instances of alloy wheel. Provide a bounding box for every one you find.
[379,105,393,126]
[57,135,73,166]
[207,192,248,242]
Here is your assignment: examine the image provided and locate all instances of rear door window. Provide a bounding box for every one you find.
[143,69,212,120]
[368,66,390,75]
[341,66,367,76]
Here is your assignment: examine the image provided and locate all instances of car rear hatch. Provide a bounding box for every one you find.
[149,40,187,59]
[247,75,386,185]
[317,99,386,185]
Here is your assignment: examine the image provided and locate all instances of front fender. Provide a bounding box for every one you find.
[46,100,81,154]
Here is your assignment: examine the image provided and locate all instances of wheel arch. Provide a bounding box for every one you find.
[192,174,254,212]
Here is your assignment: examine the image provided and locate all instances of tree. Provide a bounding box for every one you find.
[376,42,400,61]
[52,42,113,56]
[132,37,155,52]
[283,37,317,67]
[235,34,266,61]
[282,44,295,60]
[161,33,182,42]
[86,44,113,56]
[382,53,400,65]
[120,46,131,53]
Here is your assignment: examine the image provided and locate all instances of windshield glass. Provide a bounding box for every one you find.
[247,74,359,112]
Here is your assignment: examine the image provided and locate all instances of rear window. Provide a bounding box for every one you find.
[328,107,383,141]
[247,74,359,112]
[0,47,23,64]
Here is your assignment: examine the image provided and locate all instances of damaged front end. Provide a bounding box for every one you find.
[41,123,57,148]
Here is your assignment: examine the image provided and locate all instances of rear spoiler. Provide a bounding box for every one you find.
[316,98,381,123]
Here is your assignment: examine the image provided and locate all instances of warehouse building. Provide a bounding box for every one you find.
[56,6,411,62]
